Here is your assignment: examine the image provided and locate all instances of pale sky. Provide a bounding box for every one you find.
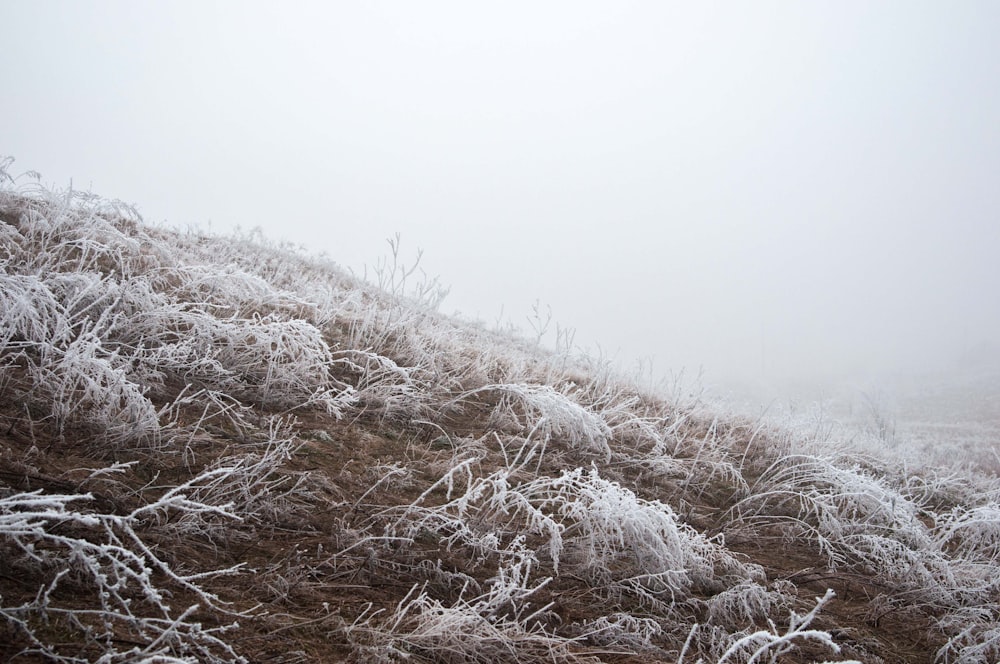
[3,1,999,394]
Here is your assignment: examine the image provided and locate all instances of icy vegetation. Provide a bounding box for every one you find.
[1,157,999,662]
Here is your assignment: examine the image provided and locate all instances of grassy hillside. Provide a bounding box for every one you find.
[2,158,999,663]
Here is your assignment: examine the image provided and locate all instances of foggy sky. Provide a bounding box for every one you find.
[3,1,999,394]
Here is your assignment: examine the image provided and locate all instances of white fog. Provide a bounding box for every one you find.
[3,0,999,421]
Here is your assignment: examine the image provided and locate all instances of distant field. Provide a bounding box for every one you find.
[727,366,1000,474]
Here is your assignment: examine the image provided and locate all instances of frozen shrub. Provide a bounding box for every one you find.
[163,263,315,319]
[389,462,757,608]
[144,423,312,542]
[449,383,612,461]
[0,490,246,663]
[113,304,350,414]
[2,189,154,278]
[935,503,1000,562]
[703,580,794,626]
[0,273,65,347]
[519,467,714,584]
[936,609,1000,664]
[729,454,932,565]
[29,331,161,450]
[567,612,663,649]
[568,375,670,453]
[712,590,858,664]
[343,557,583,664]
[333,348,427,420]
[727,451,1000,621]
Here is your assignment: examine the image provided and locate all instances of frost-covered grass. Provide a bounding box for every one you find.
[3,157,1000,662]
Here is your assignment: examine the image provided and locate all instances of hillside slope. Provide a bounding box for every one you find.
[1,159,999,663]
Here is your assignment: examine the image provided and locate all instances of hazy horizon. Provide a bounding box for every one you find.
[4,1,999,398]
